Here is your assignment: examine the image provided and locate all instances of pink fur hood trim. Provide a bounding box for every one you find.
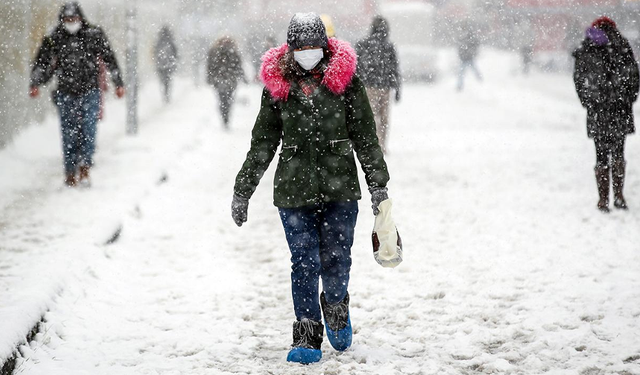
[259,38,358,101]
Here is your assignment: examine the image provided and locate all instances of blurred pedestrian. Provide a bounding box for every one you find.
[29,2,125,187]
[154,26,178,103]
[356,15,401,154]
[573,17,639,212]
[320,14,336,38]
[514,19,535,75]
[206,37,246,129]
[231,13,390,364]
[456,21,482,91]
[256,35,277,82]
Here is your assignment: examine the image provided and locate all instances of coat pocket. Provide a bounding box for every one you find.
[329,139,353,156]
[279,145,298,162]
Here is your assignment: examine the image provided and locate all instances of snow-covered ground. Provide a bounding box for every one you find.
[1,49,640,375]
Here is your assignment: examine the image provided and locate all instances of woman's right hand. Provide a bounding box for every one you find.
[231,194,249,227]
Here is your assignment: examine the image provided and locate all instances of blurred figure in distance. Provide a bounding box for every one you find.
[320,14,336,38]
[207,36,246,129]
[29,2,125,187]
[356,15,401,154]
[573,16,639,212]
[154,25,179,103]
[456,20,482,91]
[514,18,535,75]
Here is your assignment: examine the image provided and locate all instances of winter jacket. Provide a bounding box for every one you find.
[355,21,401,90]
[458,32,480,62]
[154,28,178,76]
[234,39,389,208]
[30,18,123,95]
[207,38,245,90]
[573,31,639,138]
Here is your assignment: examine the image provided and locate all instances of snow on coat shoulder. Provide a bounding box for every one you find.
[259,38,358,101]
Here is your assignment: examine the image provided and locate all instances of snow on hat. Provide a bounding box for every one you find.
[586,26,609,46]
[287,13,328,51]
[592,16,617,30]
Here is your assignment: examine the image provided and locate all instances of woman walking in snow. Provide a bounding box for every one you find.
[207,36,246,129]
[573,17,639,212]
[231,13,390,364]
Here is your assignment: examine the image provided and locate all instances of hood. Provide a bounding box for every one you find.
[58,2,85,24]
[259,38,357,102]
[370,16,389,40]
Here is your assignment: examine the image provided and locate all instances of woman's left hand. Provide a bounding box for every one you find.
[370,187,389,216]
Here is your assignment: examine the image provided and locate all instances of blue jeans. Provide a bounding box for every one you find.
[278,201,358,322]
[54,89,101,175]
[457,59,483,91]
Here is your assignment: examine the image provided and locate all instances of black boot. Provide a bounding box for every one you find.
[286,319,323,364]
[320,292,352,351]
[595,165,610,213]
[612,160,628,210]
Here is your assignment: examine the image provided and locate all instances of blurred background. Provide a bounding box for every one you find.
[2,0,640,148]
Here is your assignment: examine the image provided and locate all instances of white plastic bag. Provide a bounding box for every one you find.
[372,199,403,268]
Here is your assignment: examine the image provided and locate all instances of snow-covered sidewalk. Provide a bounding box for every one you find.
[2,50,640,374]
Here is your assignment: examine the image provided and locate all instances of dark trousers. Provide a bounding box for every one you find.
[594,135,625,167]
[159,72,172,103]
[216,88,235,128]
[278,201,358,322]
[54,89,100,175]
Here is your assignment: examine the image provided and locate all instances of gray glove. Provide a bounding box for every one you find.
[231,194,249,227]
[369,187,389,216]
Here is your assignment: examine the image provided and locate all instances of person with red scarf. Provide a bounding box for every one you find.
[573,17,639,212]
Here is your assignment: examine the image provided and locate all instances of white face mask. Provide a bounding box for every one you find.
[64,21,82,34]
[294,49,324,71]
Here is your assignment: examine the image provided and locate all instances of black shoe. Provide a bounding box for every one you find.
[614,197,628,210]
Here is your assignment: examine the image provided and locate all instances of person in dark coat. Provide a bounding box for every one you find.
[573,16,639,212]
[456,21,482,91]
[154,26,178,103]
[249,34,277,82]
[231,13,390,365]
[29,2,125,187]
[206,37,246,129]
[355,15,401,154]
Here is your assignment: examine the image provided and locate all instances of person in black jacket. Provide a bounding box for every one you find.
[154,26,178,103]
[29,2,125,187]
[356,16,401,154]
[573,16,639,212]
[206,36,246,129]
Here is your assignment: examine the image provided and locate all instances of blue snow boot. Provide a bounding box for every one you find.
[286,319,323,364]
[321,292,352,351]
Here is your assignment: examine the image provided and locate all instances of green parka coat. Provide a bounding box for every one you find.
[234,39,389,208]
